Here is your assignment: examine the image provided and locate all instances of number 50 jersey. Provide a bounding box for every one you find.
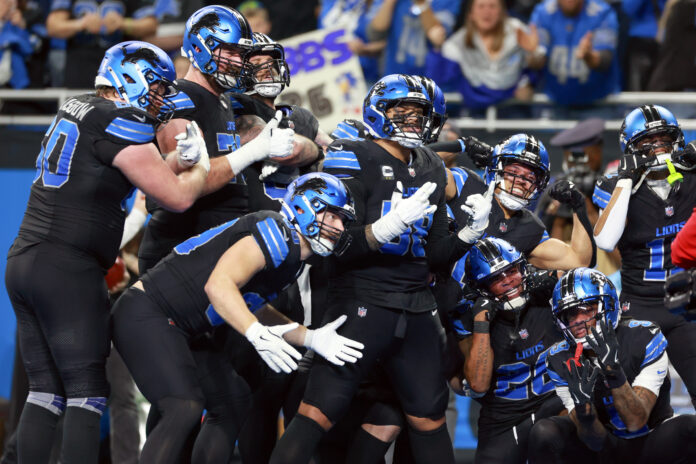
[323,138,469,312]
[9,94,157,270]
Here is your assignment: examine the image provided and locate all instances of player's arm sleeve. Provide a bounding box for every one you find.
[322,144,373,260]
[632,327,669,396]
[672,207,696,268]
[426,184,473,272]
[95,112,157,165]
[594,177,630,251]
[546,353,576,412]
[251,217,293,269]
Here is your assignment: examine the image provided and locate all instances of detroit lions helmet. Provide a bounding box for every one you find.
[620,105,684,172]
[485,134,550,211]
[95,41,178,123]
[182,5,254,92]
[363,74,432,149]
[551,267,620,348]
[281,172,356,257]
[244,32,290,98]
[464,237,529,311]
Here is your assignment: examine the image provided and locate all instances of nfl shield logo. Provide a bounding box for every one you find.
[665,206,674,217]
[519,329,528,340]
[408,167,416,177]
[358,306,367,317]
[499,222,508,233]
[621,301,630,312]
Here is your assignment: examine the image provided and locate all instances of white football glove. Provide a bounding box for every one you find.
[372,181,438,244]
[244,321,302,374]
[175,121,210,172]
[303,315,364,366]
[226,110,295,175]
[458,181,495,244]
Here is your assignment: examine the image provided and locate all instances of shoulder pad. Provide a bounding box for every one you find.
[324,141,362,172]
[104,107,156,144]
[255,215,292,268]
[170,90,195,111]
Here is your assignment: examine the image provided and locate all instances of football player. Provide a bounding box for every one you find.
[529,268,696,463]
[592,105,696,406]
[269,74,493,464]
[111,173,363,463]
[4,41,210,463]
[453,237,564,464]
[448,134,596,270]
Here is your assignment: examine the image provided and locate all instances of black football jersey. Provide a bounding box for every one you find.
[546,319,672,438]
[448,167,549,256]
[231,93,321,213]
[323,139,469,312]
[141,80,248,264]
[593,171,696,298]
[141,211,304,335]
[9,94,156,269]
[454,304,563,435]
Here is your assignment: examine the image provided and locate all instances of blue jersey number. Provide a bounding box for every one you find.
[495,353,554,400]
[34,118,80,188]
[645,237,683,281]
[378,200,432,257]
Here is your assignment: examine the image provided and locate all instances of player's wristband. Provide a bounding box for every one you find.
[473,321,490,334]
[604,366,627,390]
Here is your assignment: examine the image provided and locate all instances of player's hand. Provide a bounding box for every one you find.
[372,181,437,244]
[564,356,599,408]
[175,121,210,172]
[245,322,302,374]
[549,179,585,211]
[458,181,495,244]
[672,141,696,170]
[262,110,295,159]
[617,153,650,190]
[304,315,364,366]
[460,136,493,169]
[472,297,495,322]
[586,318,626,389]
[526,269,559,299]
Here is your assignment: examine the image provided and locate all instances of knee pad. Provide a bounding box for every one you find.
[67,397,108,416]
[61,365,109,398]
[26,391,66,416]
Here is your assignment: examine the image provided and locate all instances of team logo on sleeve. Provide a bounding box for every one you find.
[358,306,367,317]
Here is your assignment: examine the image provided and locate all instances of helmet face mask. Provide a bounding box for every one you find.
[363,74,433,148]
[620,105,684,172]
[281,173,356,257]
[551,268,620,348]
[486,134,550,210]
[465,237,530,313]
[245,33,290,98]
[415,76,447,143]
[96,41,178,124]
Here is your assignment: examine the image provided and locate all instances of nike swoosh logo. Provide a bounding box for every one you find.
[431,309,438,316]
[132,114,147,123]
[333,145,343,151]
[657,370,667,375]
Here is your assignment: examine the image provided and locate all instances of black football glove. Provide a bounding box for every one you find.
[472,296,495,321]
[563,356,600,425]
[586,318,626,389]
[548,179,586,211]
[460,136,493,169]
[671,141,696,170]
[526,269,559,300]
[617,153,651,186]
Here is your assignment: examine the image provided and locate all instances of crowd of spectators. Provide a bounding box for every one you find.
[0,0,695,112]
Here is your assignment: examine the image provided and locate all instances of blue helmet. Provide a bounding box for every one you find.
[182,5,254,91]
[619,105,684,170]
[244,32,290,98]
[363,74,432,148]
[485,134,550,210]
[551,267,620,348]
[281,172,356,256]
[416,76,447,143]
[95,41,178,123]
[464,237,529,311]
